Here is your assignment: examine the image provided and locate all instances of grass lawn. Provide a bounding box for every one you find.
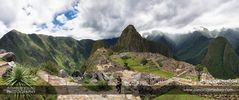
[111,57,174,79]
[152,88,214,100]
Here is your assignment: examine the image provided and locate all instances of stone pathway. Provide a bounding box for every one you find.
[37,70,141,100]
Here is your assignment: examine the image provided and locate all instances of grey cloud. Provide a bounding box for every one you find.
[0,1,16,26]
[77,0,233,38]
[151,0,230,28]
[79,0,224,36]
[79,0,163,36]
[0,0,237,40]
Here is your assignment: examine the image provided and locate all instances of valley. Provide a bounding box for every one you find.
[0,25,238,100]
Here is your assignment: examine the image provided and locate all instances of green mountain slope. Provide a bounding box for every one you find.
[202,37,239,79]
[90,38,118,54]
[0,30,95,73]
[114,25,171,57]
[175,31,211,64]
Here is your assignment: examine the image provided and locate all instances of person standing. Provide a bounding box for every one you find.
[116,76,122,93]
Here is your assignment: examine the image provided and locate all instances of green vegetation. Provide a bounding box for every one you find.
[82,79,112,92]
[0,30,95,74]
[121,56,131,70]
[91,40,107,54]
[140,57,148,65]
[195,64,204,81]
[5,66,34,100]
[202,37,239,79]
[112,56,174,78]
[153,88,213,100]
[40,62,60,75]
[0,77,6,85]
[175,32,209,65]
[83,48,109,72]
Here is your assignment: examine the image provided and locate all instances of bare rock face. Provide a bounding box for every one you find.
[2,52,16,62]
[92,72,109,81]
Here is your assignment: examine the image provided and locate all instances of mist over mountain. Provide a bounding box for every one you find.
[146,28,239,79]
[146,28,239,63]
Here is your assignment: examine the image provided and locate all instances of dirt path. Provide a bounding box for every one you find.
[37,70,141,100]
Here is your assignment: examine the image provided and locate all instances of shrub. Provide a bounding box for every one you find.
[40,62,60,75]
[83,80,112,92]
[195,64,204,81]
[6,66,35,100]
[140,57,148,65]
[124,62,131,70]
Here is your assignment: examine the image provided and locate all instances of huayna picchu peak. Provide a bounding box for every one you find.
[114,25,172,57]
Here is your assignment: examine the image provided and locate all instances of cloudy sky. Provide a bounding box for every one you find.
[0,0,239,40]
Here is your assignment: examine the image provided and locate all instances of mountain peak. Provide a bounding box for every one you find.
[7,29,22,35]
[114,25,171,56]
[125,24,136,30]
[9,29,20,33]
[120,24,141,39]
[1,29,22,39]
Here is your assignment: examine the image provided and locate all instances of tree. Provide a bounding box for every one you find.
[124,62,130,70]
[6,65,35,100]
[121,56,130,70]
[121,56,130,61]
[195,64,204,81]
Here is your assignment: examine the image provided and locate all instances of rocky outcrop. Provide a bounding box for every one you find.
[92,71,110,81]
[2,52,16,62]
[71,71,83,77]
[59,69,68,78]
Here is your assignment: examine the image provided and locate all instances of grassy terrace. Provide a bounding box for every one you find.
[153,88,214,100]
[111,56,174,79]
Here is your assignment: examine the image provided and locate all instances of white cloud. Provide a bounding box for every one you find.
[0,0,75,34]
[56,14,68,24]
[0,0,238,40]
[0,21,8,37]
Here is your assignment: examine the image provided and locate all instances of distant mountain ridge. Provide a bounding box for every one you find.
[0,30,95,73]
[0,25,172,73]
[147,29,239,79]
[2,26,239,79]
[147,29,239,63]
